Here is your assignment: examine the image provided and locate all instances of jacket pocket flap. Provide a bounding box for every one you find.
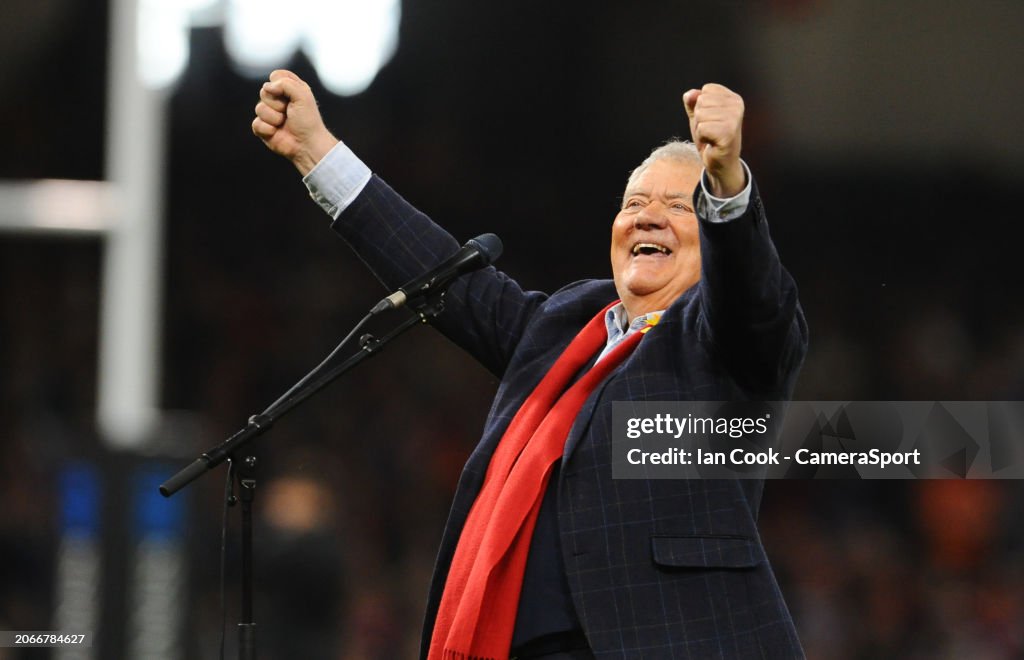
[651,535,762,569]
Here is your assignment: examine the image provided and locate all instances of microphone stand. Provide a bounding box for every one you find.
[160,296,446,660]
[235,454,257,659]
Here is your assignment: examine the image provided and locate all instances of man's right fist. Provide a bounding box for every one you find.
[252,70,339,176]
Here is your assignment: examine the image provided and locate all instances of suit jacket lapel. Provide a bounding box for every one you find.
[562,362,623,462]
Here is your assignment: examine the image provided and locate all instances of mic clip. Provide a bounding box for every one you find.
[370,288,448,317]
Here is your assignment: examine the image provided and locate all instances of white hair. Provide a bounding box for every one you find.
[625,140,702,191]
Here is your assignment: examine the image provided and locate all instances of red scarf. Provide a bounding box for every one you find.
[428,302,654,660]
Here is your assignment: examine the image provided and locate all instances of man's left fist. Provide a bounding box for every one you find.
[683,84,745,197]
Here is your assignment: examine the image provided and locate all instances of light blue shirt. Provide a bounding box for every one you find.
[596,304,662,363]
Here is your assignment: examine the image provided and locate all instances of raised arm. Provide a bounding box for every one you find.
[685,84,807,390]
[252,71,546,376]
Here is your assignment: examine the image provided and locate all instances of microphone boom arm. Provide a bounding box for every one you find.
[159,298,444,497]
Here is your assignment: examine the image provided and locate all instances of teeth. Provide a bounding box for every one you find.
[632,242,671,256]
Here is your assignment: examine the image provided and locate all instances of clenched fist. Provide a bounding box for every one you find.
[252,70,339,176]
[682,84,745,198]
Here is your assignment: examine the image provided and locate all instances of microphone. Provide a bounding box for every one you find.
[371,233,503,313]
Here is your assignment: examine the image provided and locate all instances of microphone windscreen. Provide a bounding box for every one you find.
[468,233,503,264]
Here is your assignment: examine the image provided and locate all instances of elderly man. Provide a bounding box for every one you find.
[253,70,807,659]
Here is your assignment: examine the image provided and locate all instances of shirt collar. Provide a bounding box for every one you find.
[604,302,664,339]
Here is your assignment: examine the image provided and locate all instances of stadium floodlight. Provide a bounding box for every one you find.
[139,0,401,96]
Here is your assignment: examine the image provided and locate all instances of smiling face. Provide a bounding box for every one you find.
[611,157,703,320]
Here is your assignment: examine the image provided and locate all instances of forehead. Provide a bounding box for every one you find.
[625,158,702,197]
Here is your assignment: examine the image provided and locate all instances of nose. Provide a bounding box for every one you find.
[634,202,668,230]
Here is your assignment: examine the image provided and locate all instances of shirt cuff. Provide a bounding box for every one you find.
[696,160,753,223]
[302,141,373,220]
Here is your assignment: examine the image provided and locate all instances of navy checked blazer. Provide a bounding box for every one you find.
[330,173,808,659]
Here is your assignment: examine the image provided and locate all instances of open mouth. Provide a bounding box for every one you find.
[631,242,672,257]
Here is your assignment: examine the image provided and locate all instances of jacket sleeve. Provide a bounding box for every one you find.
[330,175,548,377]
[694,178,808,391]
